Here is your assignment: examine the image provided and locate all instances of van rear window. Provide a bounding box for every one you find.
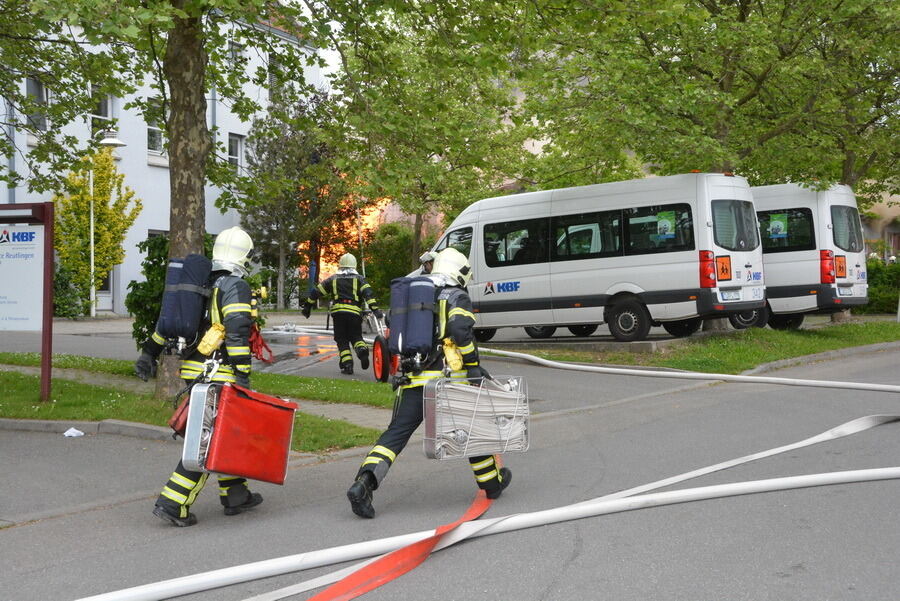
[830,205,864,253]
[711,199,760,252]
[757,208,816,253]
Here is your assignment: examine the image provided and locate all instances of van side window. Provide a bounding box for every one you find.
[757,208,815,253]
[435,227,473,259]
[552,210,621,260]
[624,203,694,255]
[830,205,864,253]
[484,218,550,267]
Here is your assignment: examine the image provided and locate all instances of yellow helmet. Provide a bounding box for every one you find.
[431,247,472,287]
[212,226,254,277]
[339,253,357,269]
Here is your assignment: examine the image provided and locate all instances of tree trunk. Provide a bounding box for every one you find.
[155,5,211,399]
[277,244,286,310]
[831,309,851,323]
[411,211,424,269]
[702,318,729,332]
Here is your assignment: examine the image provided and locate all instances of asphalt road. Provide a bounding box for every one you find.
[3,342,899,600]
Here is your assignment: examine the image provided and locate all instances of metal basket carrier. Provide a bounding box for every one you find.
[423,375,529,460]
[182,383,220,472]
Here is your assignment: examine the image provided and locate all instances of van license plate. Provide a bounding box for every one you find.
[838,287,853,297]
[721,290,741,301]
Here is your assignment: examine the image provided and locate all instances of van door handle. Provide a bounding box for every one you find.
[745,263,752,269]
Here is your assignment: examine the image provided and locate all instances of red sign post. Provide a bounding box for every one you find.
[0,202,54,401]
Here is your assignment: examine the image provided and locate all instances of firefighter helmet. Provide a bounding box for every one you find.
[212,226,254,277]
[339,253,357,269]
[431,247,472,287]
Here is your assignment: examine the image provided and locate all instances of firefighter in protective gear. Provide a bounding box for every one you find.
[419,250,436,274]
[136,226,263,527]
[302,253,382,375]
[346,247,511,518]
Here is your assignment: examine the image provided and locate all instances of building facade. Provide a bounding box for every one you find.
[3,32,324,315]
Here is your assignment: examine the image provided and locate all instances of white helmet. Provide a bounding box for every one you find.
[339,253,357,269]
[212,226,254,277]
[431,247,472,287]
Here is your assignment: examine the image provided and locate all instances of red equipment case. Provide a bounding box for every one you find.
[202,384,298,485]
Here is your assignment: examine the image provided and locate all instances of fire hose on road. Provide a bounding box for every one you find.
[75,337,900,601]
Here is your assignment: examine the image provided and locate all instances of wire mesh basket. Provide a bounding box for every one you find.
[423,375,529,460]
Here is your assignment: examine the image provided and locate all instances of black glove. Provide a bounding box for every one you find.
[301,303,312,319]
[134,351,158,381]
[466,364,491,382]
[373,309,384,320]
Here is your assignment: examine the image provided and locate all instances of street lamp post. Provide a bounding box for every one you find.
[89,129,126,317]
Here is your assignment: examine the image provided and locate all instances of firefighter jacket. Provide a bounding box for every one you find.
[307,270,379,316]
[144,272,253,386]
[402,284,480,389]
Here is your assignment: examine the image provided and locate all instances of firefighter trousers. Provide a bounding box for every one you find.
[355,385,504,495]
[332,311,367,370]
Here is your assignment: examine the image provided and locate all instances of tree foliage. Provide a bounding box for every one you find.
[52,147,142,311]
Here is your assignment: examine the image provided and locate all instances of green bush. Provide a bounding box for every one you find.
[854,259,900,314]
[53,264,86,318]
[363,222,437,300]
[124,234,213,350]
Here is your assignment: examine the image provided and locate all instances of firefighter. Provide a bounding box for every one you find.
[135,226,263,527]
[301,253,382,375]
[346,247,511,518]
[419,250,436,274]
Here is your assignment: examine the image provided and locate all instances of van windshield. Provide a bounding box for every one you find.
[830,205,864,253]
[711,199,760,252]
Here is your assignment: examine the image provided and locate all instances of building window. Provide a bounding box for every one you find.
[146,97,166,155]
[90,85,113,137]
[267,53,283,98]
[229,41,245,66]
[228,133,244,173]
[25,77,48,131]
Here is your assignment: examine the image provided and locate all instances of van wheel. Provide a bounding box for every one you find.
[662,318,702,338]
[568,324,598,337]
[524,326,557,339]
[767,313,805,330]
[607,300,652,342]
[728,305,769,330]
[475,328,497,342]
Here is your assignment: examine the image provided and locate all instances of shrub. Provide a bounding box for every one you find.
[854,259,900,314]
[53,264,86,319]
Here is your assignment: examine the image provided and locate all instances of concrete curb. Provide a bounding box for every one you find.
[743,341,900,376]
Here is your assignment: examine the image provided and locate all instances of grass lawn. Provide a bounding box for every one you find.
[0,371,379,453]
[495,321,900,374]
[0,352,394,409]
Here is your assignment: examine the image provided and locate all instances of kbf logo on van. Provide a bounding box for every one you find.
[483,280,521,295]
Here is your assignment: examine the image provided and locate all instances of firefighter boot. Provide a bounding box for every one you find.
[223,489,264,516]
[358,346,370,370]
[347,472,376,518]
[153,504,198,527]
[486,467,512,500]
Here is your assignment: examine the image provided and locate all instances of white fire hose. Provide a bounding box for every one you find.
[75,413,900,601]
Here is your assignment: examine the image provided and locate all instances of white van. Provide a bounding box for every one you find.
[430,172,766,342]
[732,183,868,329]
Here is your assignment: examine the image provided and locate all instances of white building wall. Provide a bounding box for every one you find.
[3,34,324,315]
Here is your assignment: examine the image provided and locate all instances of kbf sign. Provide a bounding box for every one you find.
[0,225,44,331]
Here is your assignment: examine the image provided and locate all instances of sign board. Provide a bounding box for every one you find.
[0,225,44,331]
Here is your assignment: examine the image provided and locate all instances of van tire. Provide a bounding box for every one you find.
[767,313,805,330]
[728,305,769,330]
[524,326,557,339]
[606,300,652,342]
[568,325,598,337]
[662,318,702,338]
[474,328,497,342]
